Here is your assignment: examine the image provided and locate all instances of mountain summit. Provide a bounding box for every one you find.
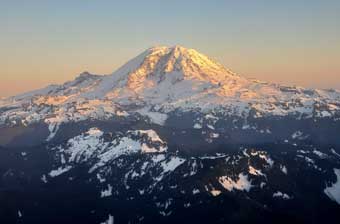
[123,45,236,89]
[80,45,248,103]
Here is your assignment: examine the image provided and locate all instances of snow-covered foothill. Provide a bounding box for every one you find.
[50,128,168,174]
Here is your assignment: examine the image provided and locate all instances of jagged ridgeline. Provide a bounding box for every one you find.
[0,46,340,224]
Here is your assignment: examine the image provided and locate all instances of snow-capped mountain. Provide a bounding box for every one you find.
[1,46,340,224]
[1,46,339,137]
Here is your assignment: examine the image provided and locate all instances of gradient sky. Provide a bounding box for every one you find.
[1,0,340,97]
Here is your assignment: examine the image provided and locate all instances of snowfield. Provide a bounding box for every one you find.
[219,173,253,192]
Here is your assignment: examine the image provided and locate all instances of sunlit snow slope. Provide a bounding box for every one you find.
[1,45,339,134]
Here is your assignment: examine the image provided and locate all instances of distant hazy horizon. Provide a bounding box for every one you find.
[1,0,340,97]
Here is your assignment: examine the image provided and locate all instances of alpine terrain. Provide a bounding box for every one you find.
[1,46,340,224]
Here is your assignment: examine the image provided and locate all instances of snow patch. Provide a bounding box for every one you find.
[49,166,72,177]
[211,133,219,138]
[207,124,215,130]
[89,136,142,172]
[248,166,265,176]
[41,174,48,183]
[259,154,274,167]
[324,168,340,205]
[219,173,252,192]
[280,165,288,174]
[101,215,114,224]
[101,184,113,198]
[137,130,168,153]
[313,150,327,158]
[97,173,106,183]
[193,123,202,129]
[46,121,61,141]
[192,188,200,194]
[20,152,27,157]
[65,127,105,163]
[273,191,291,199]
[210,190,221,196]
[331,148,340,157]
[137,108,168,125]
[137,129,164,142]
[160,157,185,173]
[155,156,186,182]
